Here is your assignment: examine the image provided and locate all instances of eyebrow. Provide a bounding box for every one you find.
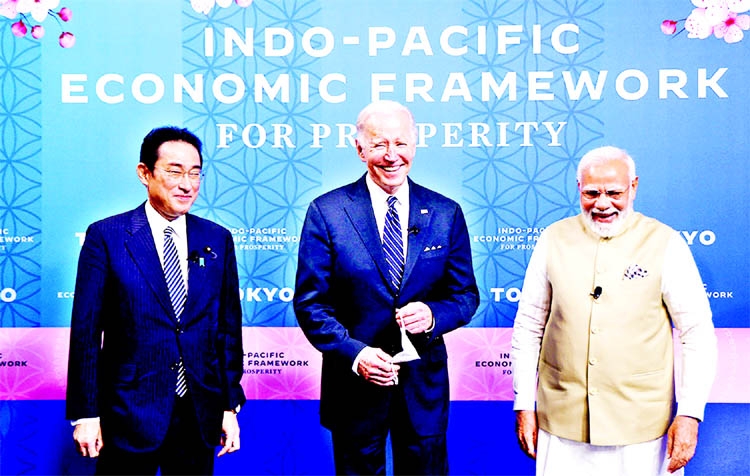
[163,163,201,169]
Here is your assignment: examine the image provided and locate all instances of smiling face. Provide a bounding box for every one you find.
[355,107,416,195]
[578,158,638,237]
[137,140,202,221]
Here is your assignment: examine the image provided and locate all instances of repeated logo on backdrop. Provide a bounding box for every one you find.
[0,0,747,396]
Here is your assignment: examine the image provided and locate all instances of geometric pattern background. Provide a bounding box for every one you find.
[0,1,748,475]
[183,3,321,327]
[461,1,604,326]
[0,23,41,328]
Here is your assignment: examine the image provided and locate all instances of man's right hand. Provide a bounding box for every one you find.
[73,420,103,458]
[357,347,400,386]
[515,409,538,459]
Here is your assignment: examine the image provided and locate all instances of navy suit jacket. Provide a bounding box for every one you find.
[66,203,245,451]
[294,175,479,437]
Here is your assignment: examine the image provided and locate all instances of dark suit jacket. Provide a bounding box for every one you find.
[294,175,479,437]
[66,203,245,452]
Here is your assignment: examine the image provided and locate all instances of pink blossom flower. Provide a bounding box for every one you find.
[727,0,750,12]
[10,19,26,37]
[691,0,731,24]
[191,0,215,14]
[714,10,750,42]
[691,0,725,8]
[58,31,74,48]
[17,0,60,23]
[191,0,251,14]
[664,0,749,42]
[58,6,71,21]
[0,0,18,19]
[31,24,44,39]
[685,8,716,38]
[661,19,678,34]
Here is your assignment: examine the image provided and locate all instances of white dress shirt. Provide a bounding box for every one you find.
[351,175,410,373]
[144,201,188,291]
[366,174,409,259]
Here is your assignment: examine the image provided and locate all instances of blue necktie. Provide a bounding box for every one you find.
[383,196,405,290]
[163,226,187,397]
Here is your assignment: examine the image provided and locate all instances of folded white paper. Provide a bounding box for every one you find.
[391,327,420,363]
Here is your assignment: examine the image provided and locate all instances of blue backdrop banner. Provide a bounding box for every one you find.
[0,1,748,474]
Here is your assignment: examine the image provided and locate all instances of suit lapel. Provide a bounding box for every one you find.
[182,215,206,326]
[344,176,394,291]
[125,205,175,320]
[403,181,432,285]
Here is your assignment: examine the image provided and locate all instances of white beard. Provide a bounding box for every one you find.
[582,205,633,238]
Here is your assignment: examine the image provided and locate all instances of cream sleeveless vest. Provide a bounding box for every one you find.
[538,212,675,445]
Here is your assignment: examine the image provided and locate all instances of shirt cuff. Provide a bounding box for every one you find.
[352,348,367,374]
[71,417,100,427]
[676,401,706,422]
[512,397,536,412]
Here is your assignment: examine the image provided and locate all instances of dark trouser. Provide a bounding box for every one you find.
[331,390,448,476]
[96,396,214,476]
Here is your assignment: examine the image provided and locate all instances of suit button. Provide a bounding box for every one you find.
[175,327,183,334]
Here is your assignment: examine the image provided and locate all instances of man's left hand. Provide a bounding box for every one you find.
[395,302,434,334]
[666,415,699,473]
[217,411,240,457]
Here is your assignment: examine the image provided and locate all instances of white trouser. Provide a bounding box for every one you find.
[536,429,683,476]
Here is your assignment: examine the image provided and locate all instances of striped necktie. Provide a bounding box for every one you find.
[163,226,187,397]
[383,196,405,290]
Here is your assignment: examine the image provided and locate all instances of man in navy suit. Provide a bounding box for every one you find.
[294,100,479,475]
[66,126,246,475]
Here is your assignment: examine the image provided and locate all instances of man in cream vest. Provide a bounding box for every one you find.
[511,146,717,475]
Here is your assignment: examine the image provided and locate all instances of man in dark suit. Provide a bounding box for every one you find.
[294,100,479,475]
[66,126,246,475]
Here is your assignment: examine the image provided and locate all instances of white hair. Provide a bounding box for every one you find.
[576,146,636,183]
[355,100,417,142]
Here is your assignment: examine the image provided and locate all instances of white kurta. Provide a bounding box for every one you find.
[512,224,717,474]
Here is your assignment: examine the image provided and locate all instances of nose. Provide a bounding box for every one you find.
[594,193,611,210]
[177,173,193,190]
[383,144,398,161]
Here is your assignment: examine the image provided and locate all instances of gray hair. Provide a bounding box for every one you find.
[355,100,417,142]
[576,146,636,183]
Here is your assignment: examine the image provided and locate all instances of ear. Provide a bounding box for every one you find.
[630,176,639,200]
[355,140,366,162]
[136,163,150,187]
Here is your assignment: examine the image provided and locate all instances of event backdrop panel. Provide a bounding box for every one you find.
[16,0,746,330]
[0,0,748,475]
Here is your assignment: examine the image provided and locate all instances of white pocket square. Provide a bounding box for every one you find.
[623,264,648,280]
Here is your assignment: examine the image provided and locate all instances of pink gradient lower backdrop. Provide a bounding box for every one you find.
[0,327,746,402]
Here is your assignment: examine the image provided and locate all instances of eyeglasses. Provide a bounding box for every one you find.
[580,189,627,201]
[155,167,204,184]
